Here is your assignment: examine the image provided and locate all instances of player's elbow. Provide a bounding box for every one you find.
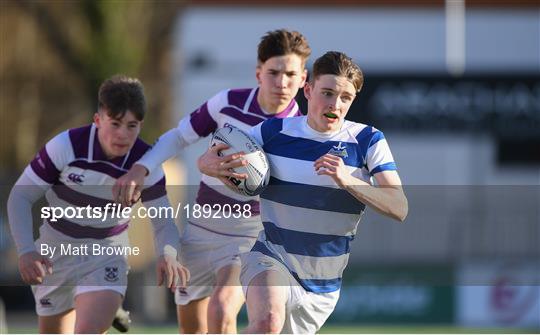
[384,191,408,223]
[393,195,408,222]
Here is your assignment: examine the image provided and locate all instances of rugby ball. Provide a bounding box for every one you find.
[210,125,270,196]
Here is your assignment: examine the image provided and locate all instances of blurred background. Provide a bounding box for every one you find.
[1,0,539,333]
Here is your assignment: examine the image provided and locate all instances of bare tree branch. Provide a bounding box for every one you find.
[15,0,88,88]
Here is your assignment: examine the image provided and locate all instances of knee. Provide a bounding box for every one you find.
[208,299,236,329]
[252,312,283,334]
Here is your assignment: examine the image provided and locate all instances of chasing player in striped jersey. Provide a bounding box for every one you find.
[113,30,311,333]
[7,76,189,333]
[230,51,408,333]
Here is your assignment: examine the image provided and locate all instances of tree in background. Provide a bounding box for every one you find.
[0,0,185,177]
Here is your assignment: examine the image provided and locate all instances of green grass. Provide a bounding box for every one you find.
[318,325,537,333]
[7,323,537,334]
[107,324,536,334]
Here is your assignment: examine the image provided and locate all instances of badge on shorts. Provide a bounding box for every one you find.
[105,266,119,282]
[40,298,53,307]
[258,260,274,268]
[178,287,188,296]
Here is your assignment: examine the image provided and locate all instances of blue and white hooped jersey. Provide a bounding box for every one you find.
[248,116,397,293]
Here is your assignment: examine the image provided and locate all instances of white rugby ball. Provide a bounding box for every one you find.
[210,124,270,197]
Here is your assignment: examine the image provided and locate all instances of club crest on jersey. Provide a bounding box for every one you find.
[328,142,349,158]
[68,172,85,184]
[105,267,119,282]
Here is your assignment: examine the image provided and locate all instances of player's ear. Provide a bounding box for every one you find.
[304,82,312,100]
[255,64,262,85]
[135,124,142,138]
[93,112,101,128]
[299,69,308,88]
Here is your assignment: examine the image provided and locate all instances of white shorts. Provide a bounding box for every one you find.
[32,239,128,316]
[175,222,257,305]
[240,251,339,334]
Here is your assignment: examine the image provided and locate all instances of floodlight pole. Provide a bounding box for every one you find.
[446,0,466,76]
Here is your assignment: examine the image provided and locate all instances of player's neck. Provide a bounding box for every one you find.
[257,94,289,115]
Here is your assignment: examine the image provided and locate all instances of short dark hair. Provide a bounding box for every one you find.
[311,51,364,92]
[98,75,146,121]
[257,29,311,65]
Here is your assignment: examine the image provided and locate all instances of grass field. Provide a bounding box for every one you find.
[8,324,536,334]
[108,324,538,334]
[4,314,538,334]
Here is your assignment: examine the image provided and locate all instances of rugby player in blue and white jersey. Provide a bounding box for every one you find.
[7,76,189,333]
[235,51,409,333]
[113,30,311,333]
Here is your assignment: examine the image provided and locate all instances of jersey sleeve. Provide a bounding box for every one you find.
[8,129,73,255]
[140,165,167,203]
[7,173,47,255]
[250,118,283,147]
[136,90,228,174]
[248,122,264,146]
[135,129,189,174]
[182,89,228,142]
[140,166,180,257]
[25,130,73,186]
[366,129,397,175]
[142,195,180,257]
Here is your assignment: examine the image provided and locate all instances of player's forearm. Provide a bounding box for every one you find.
[7,174,47,255]
[144,196,180,258]
[137,128,187,174]
[342,177,408,222]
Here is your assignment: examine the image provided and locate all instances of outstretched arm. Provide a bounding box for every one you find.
[114,91,230,205]
[113,128,188,206]
[144,195,190,292]
[8,173,53,284]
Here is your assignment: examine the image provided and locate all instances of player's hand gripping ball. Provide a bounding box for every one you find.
[210,125,270,196]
